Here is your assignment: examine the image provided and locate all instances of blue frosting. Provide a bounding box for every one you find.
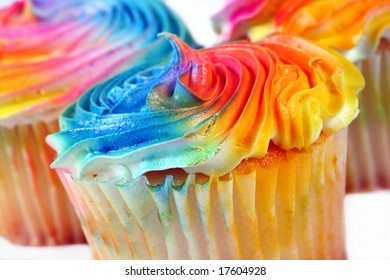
[47,34,215,179]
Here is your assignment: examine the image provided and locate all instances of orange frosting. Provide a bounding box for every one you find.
[214,0,390,60]
[48,34,364,178]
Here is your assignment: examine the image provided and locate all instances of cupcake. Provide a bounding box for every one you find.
[0,0,195,246]
[47,33,363,259]
[213,0,390,193]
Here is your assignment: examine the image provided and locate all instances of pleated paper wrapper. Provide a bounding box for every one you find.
[56,129,348,260]
[0,120,85,246]
[347,40,390,193]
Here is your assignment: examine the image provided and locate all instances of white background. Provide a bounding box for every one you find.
[0,0,390,261]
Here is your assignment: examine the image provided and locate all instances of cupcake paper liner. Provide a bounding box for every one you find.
[347,40,390,192]
[56,129,347,260]
[0,120,85,246]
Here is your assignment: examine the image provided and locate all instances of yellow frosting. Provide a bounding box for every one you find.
[48,34,364,178]
[0,0,195,127]
[215,0,390,61]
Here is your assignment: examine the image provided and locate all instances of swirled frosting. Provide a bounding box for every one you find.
[47,33,363,180]
[0,0,195,127]
[213,0,390,61]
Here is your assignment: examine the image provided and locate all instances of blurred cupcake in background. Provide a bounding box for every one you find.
[0,0,196,246]
[47,33,363,259]
[213,0,390,193]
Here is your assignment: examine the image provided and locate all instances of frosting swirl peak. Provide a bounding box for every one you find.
[48,33,364,179]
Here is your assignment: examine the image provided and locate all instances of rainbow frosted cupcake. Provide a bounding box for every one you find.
[47,33,363,259]
[213,0,390,193]
[0,0,195,246]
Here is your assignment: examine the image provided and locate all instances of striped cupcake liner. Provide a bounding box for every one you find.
[347,40,390,192]
[57,128,347,259]
[0,120,85,246]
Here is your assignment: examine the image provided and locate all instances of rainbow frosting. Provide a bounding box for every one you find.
[0,0,195,127]
[214,0,390,61]
[47,33,363,180]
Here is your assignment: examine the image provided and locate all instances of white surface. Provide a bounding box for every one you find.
[0,238,92,260]
[345,191,390,259]
[165,0,224,47]
[1,0,390,260]
[0,0,13,7]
